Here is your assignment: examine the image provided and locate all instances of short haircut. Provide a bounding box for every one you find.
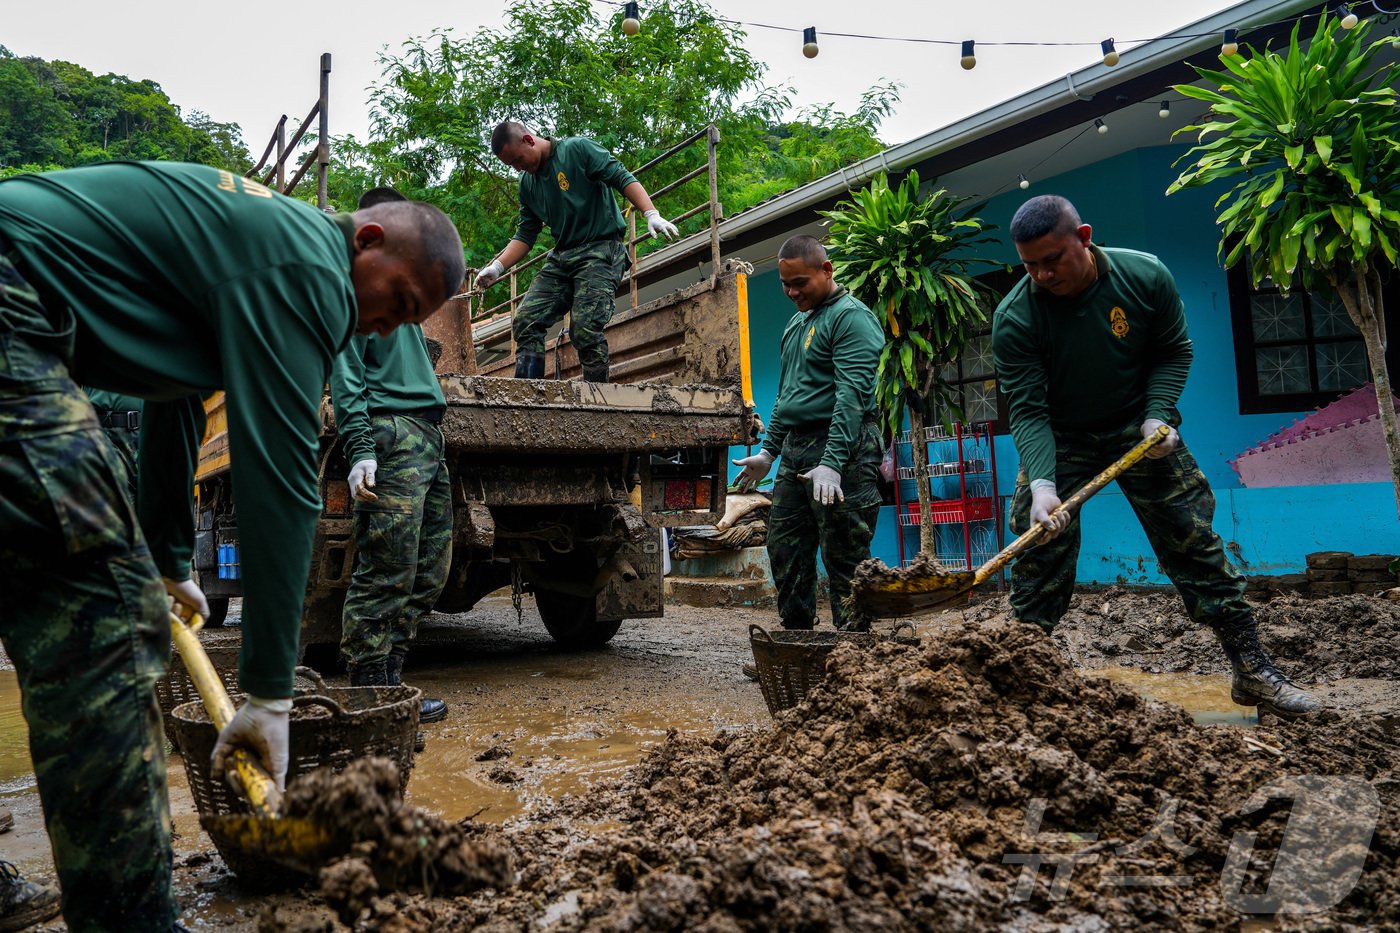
[1010,195,1082,243]
[490,121,528,155]
[777,234,828,267]
[358,186,407,209]
[356,200,466,300]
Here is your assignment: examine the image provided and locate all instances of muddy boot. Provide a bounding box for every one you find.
[387,654,448,724]
[514,351,544,379]
[1217,623,1318,719]
[0,861,62,933]
[581,364,610,383]
[741,662,759,681]
[348,659,391,688]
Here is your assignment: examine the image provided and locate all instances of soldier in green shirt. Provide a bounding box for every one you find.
[331,186,450,725]
[991,194,1315,719]
[475,121,679,382]
[0,161,463,932]
[734,235,885,632]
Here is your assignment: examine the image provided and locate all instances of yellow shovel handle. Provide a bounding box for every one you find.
[169,612,281,818]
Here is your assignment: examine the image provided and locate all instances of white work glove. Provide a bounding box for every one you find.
[347,459,378,502]
[1029,479,1069,539]
[800,465,844,506]
[212,696,291,793]
[164,577,210,623]
[1141,418,1181,459]
[476,259,505,290]
[644,209,679,241]
[731,450,775,492]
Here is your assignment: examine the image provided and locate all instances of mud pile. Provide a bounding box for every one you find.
[267,621,1398,931]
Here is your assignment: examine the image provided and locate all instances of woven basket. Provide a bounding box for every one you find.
[169,667,419,888]
[748,624,916,716]
[155,629,242,747]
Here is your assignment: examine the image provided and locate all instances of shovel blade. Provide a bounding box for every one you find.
[852,567,977,618]
[202,814,337,875]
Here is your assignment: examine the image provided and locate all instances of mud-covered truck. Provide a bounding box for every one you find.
[191,262,755,655]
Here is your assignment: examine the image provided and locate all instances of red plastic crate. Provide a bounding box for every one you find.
[927,497,994,524]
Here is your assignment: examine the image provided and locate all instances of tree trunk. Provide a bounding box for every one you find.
[1332,269,1400,523]
[907,405,936,555]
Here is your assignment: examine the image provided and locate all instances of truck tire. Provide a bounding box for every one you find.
[535,588,622,649]
[205,597,230,628]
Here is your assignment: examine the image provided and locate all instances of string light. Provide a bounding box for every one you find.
[1221,28,1239,55]
[1018,174,1030,190]
[621,1,641,36]
[1158,100,1170,118]
[802,26,819,58]
[1338,3,1359,29]
[1095,117,1108,134]
[1101,38,1119,66]
[960,40,976,70]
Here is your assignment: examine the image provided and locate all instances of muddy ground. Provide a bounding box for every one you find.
[3,591,1398,931]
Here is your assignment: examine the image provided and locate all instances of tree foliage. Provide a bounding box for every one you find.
[1168,13,1400,520]
[823,170,1001,553]
[0,46,251,175]
[327,0,898,272]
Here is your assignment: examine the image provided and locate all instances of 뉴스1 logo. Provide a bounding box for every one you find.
[557,171,570,191]
[1110,306,1129,338]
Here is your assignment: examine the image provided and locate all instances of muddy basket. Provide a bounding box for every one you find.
[748,624,916,717]
[155,628,242,747]
[169,667,419,889]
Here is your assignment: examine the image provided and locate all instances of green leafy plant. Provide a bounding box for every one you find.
[823,170,1001,553]
[1168,13,1400,520]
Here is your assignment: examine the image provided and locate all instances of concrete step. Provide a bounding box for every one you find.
[665,574,774,609]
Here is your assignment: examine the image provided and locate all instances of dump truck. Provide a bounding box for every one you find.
[191,261,755,656]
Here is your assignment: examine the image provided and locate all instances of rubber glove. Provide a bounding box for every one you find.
[800,465,844,506]
[212,696,291,793]
[1030,479,1069,539]
[731,450,775,492]
[644,210,679,241]
[347,459,378,501]
[1141,418,1181,459]
[476,259,505,290]
[164,577,209,622]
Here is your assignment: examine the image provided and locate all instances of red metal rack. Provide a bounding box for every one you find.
[893,421,1004,575]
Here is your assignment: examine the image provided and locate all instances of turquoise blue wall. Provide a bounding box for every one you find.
[735,143,1396,583]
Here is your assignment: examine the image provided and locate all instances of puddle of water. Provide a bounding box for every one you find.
[1090,666,1258,727]
[0,670,36,794]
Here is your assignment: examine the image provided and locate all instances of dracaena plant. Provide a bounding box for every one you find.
[1168,12,1400,521]
[822,170,1002,553]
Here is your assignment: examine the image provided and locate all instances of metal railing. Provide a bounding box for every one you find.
[243,53,332,209]
[459,124,723,357]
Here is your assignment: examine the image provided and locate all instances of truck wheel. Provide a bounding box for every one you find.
[205,597,230,627]
[535,589,622,649]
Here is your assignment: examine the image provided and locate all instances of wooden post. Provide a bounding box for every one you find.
[316,53,331,210]
[706,125,722,285]
[628,210,638,311]
[275,115,286,192]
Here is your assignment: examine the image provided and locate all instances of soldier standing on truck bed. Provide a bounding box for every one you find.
[733,235,885,634]
[0,160,463,933]
[474,121,680,383]
[331,186,450,724]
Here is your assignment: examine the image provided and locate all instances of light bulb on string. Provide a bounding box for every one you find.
[1221,28,1239,56]
[960,40,976,70]
[1018,174,1030,190]
[1101,38,1119,66]
[1159,100,1171,118]
[1095,118,1108,134]
[1338,3,1359,28]
[802,26,819,59]
[622,1,641,36]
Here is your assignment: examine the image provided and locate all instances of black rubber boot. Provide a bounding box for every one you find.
[386,654,448,724]
[581,364,610,383]
[514,351,545,379]
[1216,621,1319,719]
[347,660,391,688]
[0,860,61,933]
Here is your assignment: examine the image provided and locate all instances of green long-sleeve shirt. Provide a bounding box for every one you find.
[511,137,638,251]
[991,245,1193,486]
[761,286,884,471]
[330,325,445,466]
[0,161,357,699]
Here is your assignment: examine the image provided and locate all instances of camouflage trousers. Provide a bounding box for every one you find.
[95,414,140,505]
[512,238,626,372]
[1008,424,1252,636]
[341,413,453,671]
[767,420,882,631]
[0,249,176,932]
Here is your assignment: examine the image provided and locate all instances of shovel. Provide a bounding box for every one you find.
[169,611,334,872]
[852,424,1171,618]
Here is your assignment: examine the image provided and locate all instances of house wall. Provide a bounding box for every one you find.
[734,143,1397,585]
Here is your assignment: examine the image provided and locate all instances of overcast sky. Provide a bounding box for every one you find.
[4,0,1245,151]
